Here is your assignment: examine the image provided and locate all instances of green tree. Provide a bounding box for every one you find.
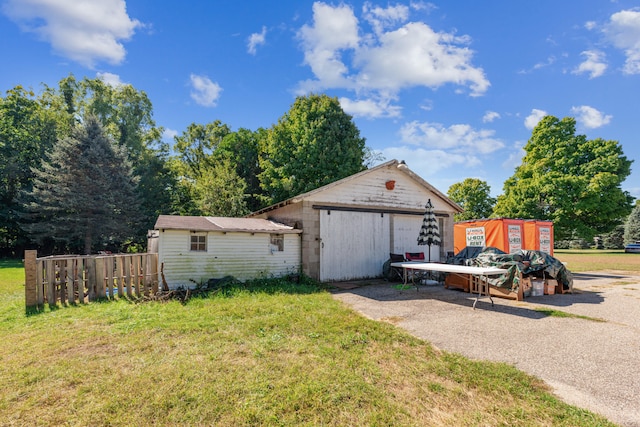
[602,224,625,249]
[173,121,231,179]
[170,121,232,215]
[493,115,634,241]
[214,127,265,212]
[23,115,141,254]
[0,87,59,255]
[447,178,495,222]
[195,159,249,216]
[624,204,640,244]
[44,75,176,240]
[259,94,366,205]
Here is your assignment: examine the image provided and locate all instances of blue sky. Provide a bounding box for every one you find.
[2,0,639,200]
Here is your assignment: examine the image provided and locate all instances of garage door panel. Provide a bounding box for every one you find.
[320,211,390,282]
[394,214,441,262]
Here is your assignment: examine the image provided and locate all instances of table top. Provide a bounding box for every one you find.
[390,262,508,276]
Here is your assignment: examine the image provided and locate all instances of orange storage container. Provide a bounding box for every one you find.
[523,220,554,255]
[454,218,524,254]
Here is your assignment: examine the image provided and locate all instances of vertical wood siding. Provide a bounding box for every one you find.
[319,210,390,281]
[391,214,442,261]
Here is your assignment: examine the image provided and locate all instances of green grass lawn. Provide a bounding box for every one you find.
[0,258,617,426]
[554,249,640,273]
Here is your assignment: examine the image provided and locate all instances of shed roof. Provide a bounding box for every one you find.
[154,215,302,234]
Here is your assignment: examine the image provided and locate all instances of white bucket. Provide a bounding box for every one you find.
[531,279,545,296]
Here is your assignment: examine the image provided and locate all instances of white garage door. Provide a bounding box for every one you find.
[319,210,390,282]
[393,215,441,262]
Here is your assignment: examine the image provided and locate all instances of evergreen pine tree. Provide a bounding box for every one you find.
[624,204,640,244]
[23,115,141,254]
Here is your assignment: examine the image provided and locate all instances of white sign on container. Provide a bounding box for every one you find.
[466,227,486,247]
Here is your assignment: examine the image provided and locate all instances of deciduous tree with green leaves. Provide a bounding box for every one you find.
[170,121,233,215]
[259,94,366,205]
[447,178,495,222]
[0,87,59,255]
[214,127,265,212]
[23,115,141,254]
[493,115,634,241]
[194,158,249,217]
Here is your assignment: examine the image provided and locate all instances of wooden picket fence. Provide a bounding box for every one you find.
[24,250,159,310]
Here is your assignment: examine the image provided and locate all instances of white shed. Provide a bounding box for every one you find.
[153,215,302,289]
[249,159,463,282]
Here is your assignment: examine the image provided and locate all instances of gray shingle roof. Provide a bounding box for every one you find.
[154,215,301,233]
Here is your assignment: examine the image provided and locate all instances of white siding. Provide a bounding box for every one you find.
[306,167,444,211]
[319,210,390,281]
[158,230,301,288]
[392,215,441,262]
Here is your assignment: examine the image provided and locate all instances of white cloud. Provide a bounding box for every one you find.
[380,146,474,179]
[524,109,547,129]
[573,50,607,78]
[296,2,489,105]
[354,22,489,96]
[297,2,359,88]
[247,26,267,55]
[2,0,141,67]
[339,96,402,118]
[482,111,500,123]
[97,71,124,86]
[502,141,526,170]
[399,121,504,154]
[584,21,597,31]
[533,55,556,70]
[604,9,640,74]
[162,128,178,141]
[189,74,222,107]
[362,2,409,35]
[570,105,612,128]
[409,2,437,13]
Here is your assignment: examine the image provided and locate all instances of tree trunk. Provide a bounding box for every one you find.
[84,230,92,255]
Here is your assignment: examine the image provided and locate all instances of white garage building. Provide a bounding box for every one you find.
[249,159,462,282]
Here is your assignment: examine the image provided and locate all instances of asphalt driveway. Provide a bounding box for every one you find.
[331,272,640,427]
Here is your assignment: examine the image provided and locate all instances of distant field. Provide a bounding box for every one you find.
[553,249,640,274]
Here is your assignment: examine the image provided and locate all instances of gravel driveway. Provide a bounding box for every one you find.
[331,272,640,427]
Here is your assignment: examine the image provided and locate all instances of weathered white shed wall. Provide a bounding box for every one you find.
[158,230,301,288]
[305,166,442,211]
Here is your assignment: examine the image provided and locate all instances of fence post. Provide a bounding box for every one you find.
[36,258,44,306]
[150,253,159,294]
[95,257,106,299]
[25,250,38,310]
[46,259,56,305]
[87,258,96,301]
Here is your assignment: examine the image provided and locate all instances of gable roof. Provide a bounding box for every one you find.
[154,215,301,234]
[249,159,463,216]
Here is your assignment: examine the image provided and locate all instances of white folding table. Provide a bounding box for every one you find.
[390,262,509,309]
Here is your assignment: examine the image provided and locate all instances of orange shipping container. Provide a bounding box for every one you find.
[523,220,554,255]
[454,219,524,255]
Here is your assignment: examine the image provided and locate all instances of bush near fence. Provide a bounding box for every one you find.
[24,250,159,310]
